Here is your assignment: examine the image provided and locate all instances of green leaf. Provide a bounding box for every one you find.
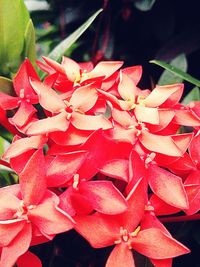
[158,54,187,85]
[134,0,156,11]
[0,76,14,95]
[0,0,30,76]
[23,19,36,65]
[48,9,103,61]
[150,59,200,87]
[182,86,200,105]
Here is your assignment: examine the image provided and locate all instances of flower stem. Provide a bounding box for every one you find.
[159,213,200,223]
[0,159,11,168]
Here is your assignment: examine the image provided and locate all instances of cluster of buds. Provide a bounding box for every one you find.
[0,56,200,267]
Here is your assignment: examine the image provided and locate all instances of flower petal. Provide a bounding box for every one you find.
[122,65,142,85]
[26,112,69,135]
[118,72,137,102]
[100,159,129,182]
[17,251,42,267]
[10,101,37,127]
[71,112,112,130]
[3,135,46,159]
[28,193,74,236]
[19,149,46,206]
[134,106,159,125]
[0,93,19,109]
[75,213,119,248]
[148,164,188,209]
[86,61,123,80]
[144,84,183,108]
[106,243,135,267]
[0,221,26,246]
[61,56,81,81]
[131,228,190,259]
[79,181,127,215]
[139,131,182,156]
[46,151,88,187]
[14,58,40,97]
[30,80,66,113]
[69,84,98,112]
[0,223,32,267]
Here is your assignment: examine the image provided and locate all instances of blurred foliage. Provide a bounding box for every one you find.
[26,0,200,94]
[0,0,36,77]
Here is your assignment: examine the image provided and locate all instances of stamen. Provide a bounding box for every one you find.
[72,174,80,190]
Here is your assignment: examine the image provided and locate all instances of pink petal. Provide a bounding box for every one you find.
[144,84,183,108]
[79,61,94,72]
[75,213,120,248]
[100,159,129,182]
[148,164,188,209]
[26,112,69,135]
[77,129,113,179]
[10,150,36,174]
[122,65,142,85]
[10,101,36,127]
[86,61,123,80]
[30,80,66,113]
[0,190,21,220]
[42,56,65,74]
[3,135,46,159]
[147,109,175,133]
[139,131,182,156]
[134,106,159,124]
[118,72,137,102]
[49,125,91,146]
[14,58,39,97]
[28,193,74,236]
[173,109,200,126]
[61,56,81,81]
[189,134,200,166]
[46,151,88,187]
[150,194,180,216]
[0,223,32,267]
[17,251,42,267]
[131,228,190,259]
[106,243,135,267]
[111,108,136,128]
[71,112,113,130]
[0,221,26,247]
[70,191,94,215]
[19,149,46,206]
[120,178,147,232]
[184,184,200,215]
[150,258,172,267]
[0,92,19,109]
[79,181,127,214]
[69,84,98,112]
[171,133,193,155]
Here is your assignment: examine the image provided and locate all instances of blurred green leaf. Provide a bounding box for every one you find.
[150,59,200,87]
[158,54,187,85]
[134,0,156,11]
[0,76,14,95]
[0,125,13,143]
[182,86,200,105]
[48,8,103,61]
[0,0,30,76]
[23,19,36,65]
[0,136,4,156]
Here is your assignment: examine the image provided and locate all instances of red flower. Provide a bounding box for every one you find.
[0,150,74,267]
[75,179,189,266]
[0,59,40,127]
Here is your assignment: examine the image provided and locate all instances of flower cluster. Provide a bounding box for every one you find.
[0,56,200,267]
